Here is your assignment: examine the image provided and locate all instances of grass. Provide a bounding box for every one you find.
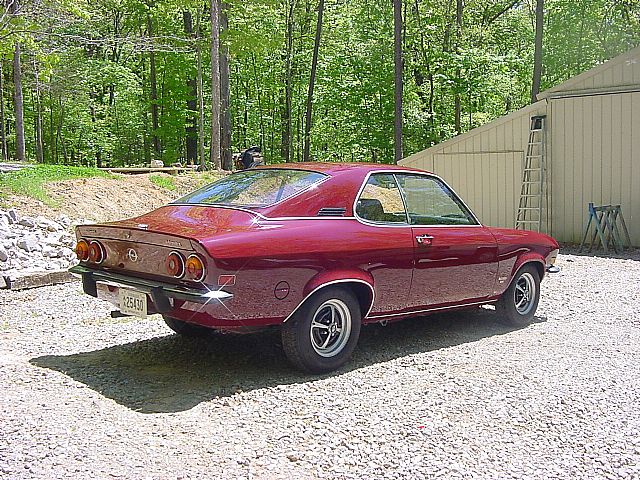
[0,164,114,206]
[150,174,176,191]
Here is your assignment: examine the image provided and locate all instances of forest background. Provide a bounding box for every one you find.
[0,0,638,170]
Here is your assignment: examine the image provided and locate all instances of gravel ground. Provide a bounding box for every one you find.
[1,249,639,479]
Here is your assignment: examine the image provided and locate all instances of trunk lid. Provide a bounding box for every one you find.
[74,205,259,284]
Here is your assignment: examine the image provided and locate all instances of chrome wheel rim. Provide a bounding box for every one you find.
[310,299,352,358]
[514,272,536,315]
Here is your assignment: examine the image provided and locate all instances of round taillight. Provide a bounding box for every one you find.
[75,240,90,261]
[185,254,206,282]
[165,251,185,278]
[88,241,105,264]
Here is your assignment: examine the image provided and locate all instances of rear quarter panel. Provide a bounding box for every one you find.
[197,217,413,324]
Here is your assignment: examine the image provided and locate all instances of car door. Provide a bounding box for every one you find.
[353,173,414,315]
[395,174,499,308]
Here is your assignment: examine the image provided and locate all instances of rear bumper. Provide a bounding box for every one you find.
[69,265,232,314]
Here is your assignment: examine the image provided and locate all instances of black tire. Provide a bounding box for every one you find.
[163,315,212,337]
[281,287,361,374]
[496,264,541,327]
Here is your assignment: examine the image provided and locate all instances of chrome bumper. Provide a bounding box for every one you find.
[546,265,560,273]
[69,265,232,314]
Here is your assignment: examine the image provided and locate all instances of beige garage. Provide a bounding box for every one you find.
[401,46,640,246]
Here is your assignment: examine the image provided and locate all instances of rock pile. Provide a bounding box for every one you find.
[0,207,79,286]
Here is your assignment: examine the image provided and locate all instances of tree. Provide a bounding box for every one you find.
[220,3,232,171]
[393,0,403,163]
[303,0,324,163]
[183,10,198,166]
[0,62,7,161]
[281,0,295,163]
[147,4,161,160]
[454,0,463,133]
[210,0,221,169]
[531,0,544,103]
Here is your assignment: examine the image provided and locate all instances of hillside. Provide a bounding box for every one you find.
[4,172,221,224]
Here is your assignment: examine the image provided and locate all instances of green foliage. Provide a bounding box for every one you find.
[150,174,176,191]
[0,165,113,205]
[0,0,638,167]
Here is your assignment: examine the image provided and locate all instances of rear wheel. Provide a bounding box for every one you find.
[281,287,361,374]
[496,264,541,327]
[163,316,212,337]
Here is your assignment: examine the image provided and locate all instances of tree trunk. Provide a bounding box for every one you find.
[0,62,8,162]
[196,9,206,170]
[210,0,222,169]
[220,3,232,171]
[454,0,463,133]
[281,0,295,163]
[183,11,198,165]
[393,0,403,164]
[33,58,44,164]
[531,0,544,103]
[303,0,324,163]
[251,53,265,150]
[147,10,161,161]
[12,42,25,162]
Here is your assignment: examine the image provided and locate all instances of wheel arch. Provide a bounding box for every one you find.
[511,255,546,283]
[283,277,375,323]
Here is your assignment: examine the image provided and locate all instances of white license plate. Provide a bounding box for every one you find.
[118,288,148,318]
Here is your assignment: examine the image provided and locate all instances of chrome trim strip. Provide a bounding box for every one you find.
[282,279,376,323]
[367,300,495,319]
[158,203,356,222]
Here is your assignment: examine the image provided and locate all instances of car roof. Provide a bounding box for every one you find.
[253,162,437,218]
[255,162,432,176]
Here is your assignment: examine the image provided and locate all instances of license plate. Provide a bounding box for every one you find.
[118,288,148,318]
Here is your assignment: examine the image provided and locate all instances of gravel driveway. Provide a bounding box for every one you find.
[1,249,639,479]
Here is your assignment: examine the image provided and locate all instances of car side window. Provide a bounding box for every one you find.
[356,174,407,224]
[396,174,477,226]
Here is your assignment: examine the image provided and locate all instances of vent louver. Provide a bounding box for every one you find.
[317,207,347,217]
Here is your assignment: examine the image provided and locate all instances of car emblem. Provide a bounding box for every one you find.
[127,248,139,262]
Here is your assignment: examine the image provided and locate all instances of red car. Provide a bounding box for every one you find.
[71,163,559,373]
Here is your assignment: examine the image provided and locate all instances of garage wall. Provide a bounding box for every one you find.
[540,46,640,98]
[550,91,640,245]
[401,100,548,230]
[433,152,522,228]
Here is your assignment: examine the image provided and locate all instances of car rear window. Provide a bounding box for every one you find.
[173,169,327,207]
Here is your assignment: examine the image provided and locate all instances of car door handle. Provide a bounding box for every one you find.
[415,234,433,246]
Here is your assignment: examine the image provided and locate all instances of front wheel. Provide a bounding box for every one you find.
[281,287,361,374]
[496,264,541,327]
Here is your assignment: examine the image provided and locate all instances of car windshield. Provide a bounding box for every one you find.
[173,169,327,207]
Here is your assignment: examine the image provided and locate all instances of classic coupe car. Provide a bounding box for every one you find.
[71,163,559,373]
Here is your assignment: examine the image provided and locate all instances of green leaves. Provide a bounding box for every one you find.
[0,0,637,166]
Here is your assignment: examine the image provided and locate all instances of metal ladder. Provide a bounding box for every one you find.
[515,115,548,232]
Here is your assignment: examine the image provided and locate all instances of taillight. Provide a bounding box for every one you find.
[165,251,185,278]
[185,254,206,282]
[75,240,89,261]
[88,241,105,264]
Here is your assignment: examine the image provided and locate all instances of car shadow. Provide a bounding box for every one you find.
[30,309,535,414]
